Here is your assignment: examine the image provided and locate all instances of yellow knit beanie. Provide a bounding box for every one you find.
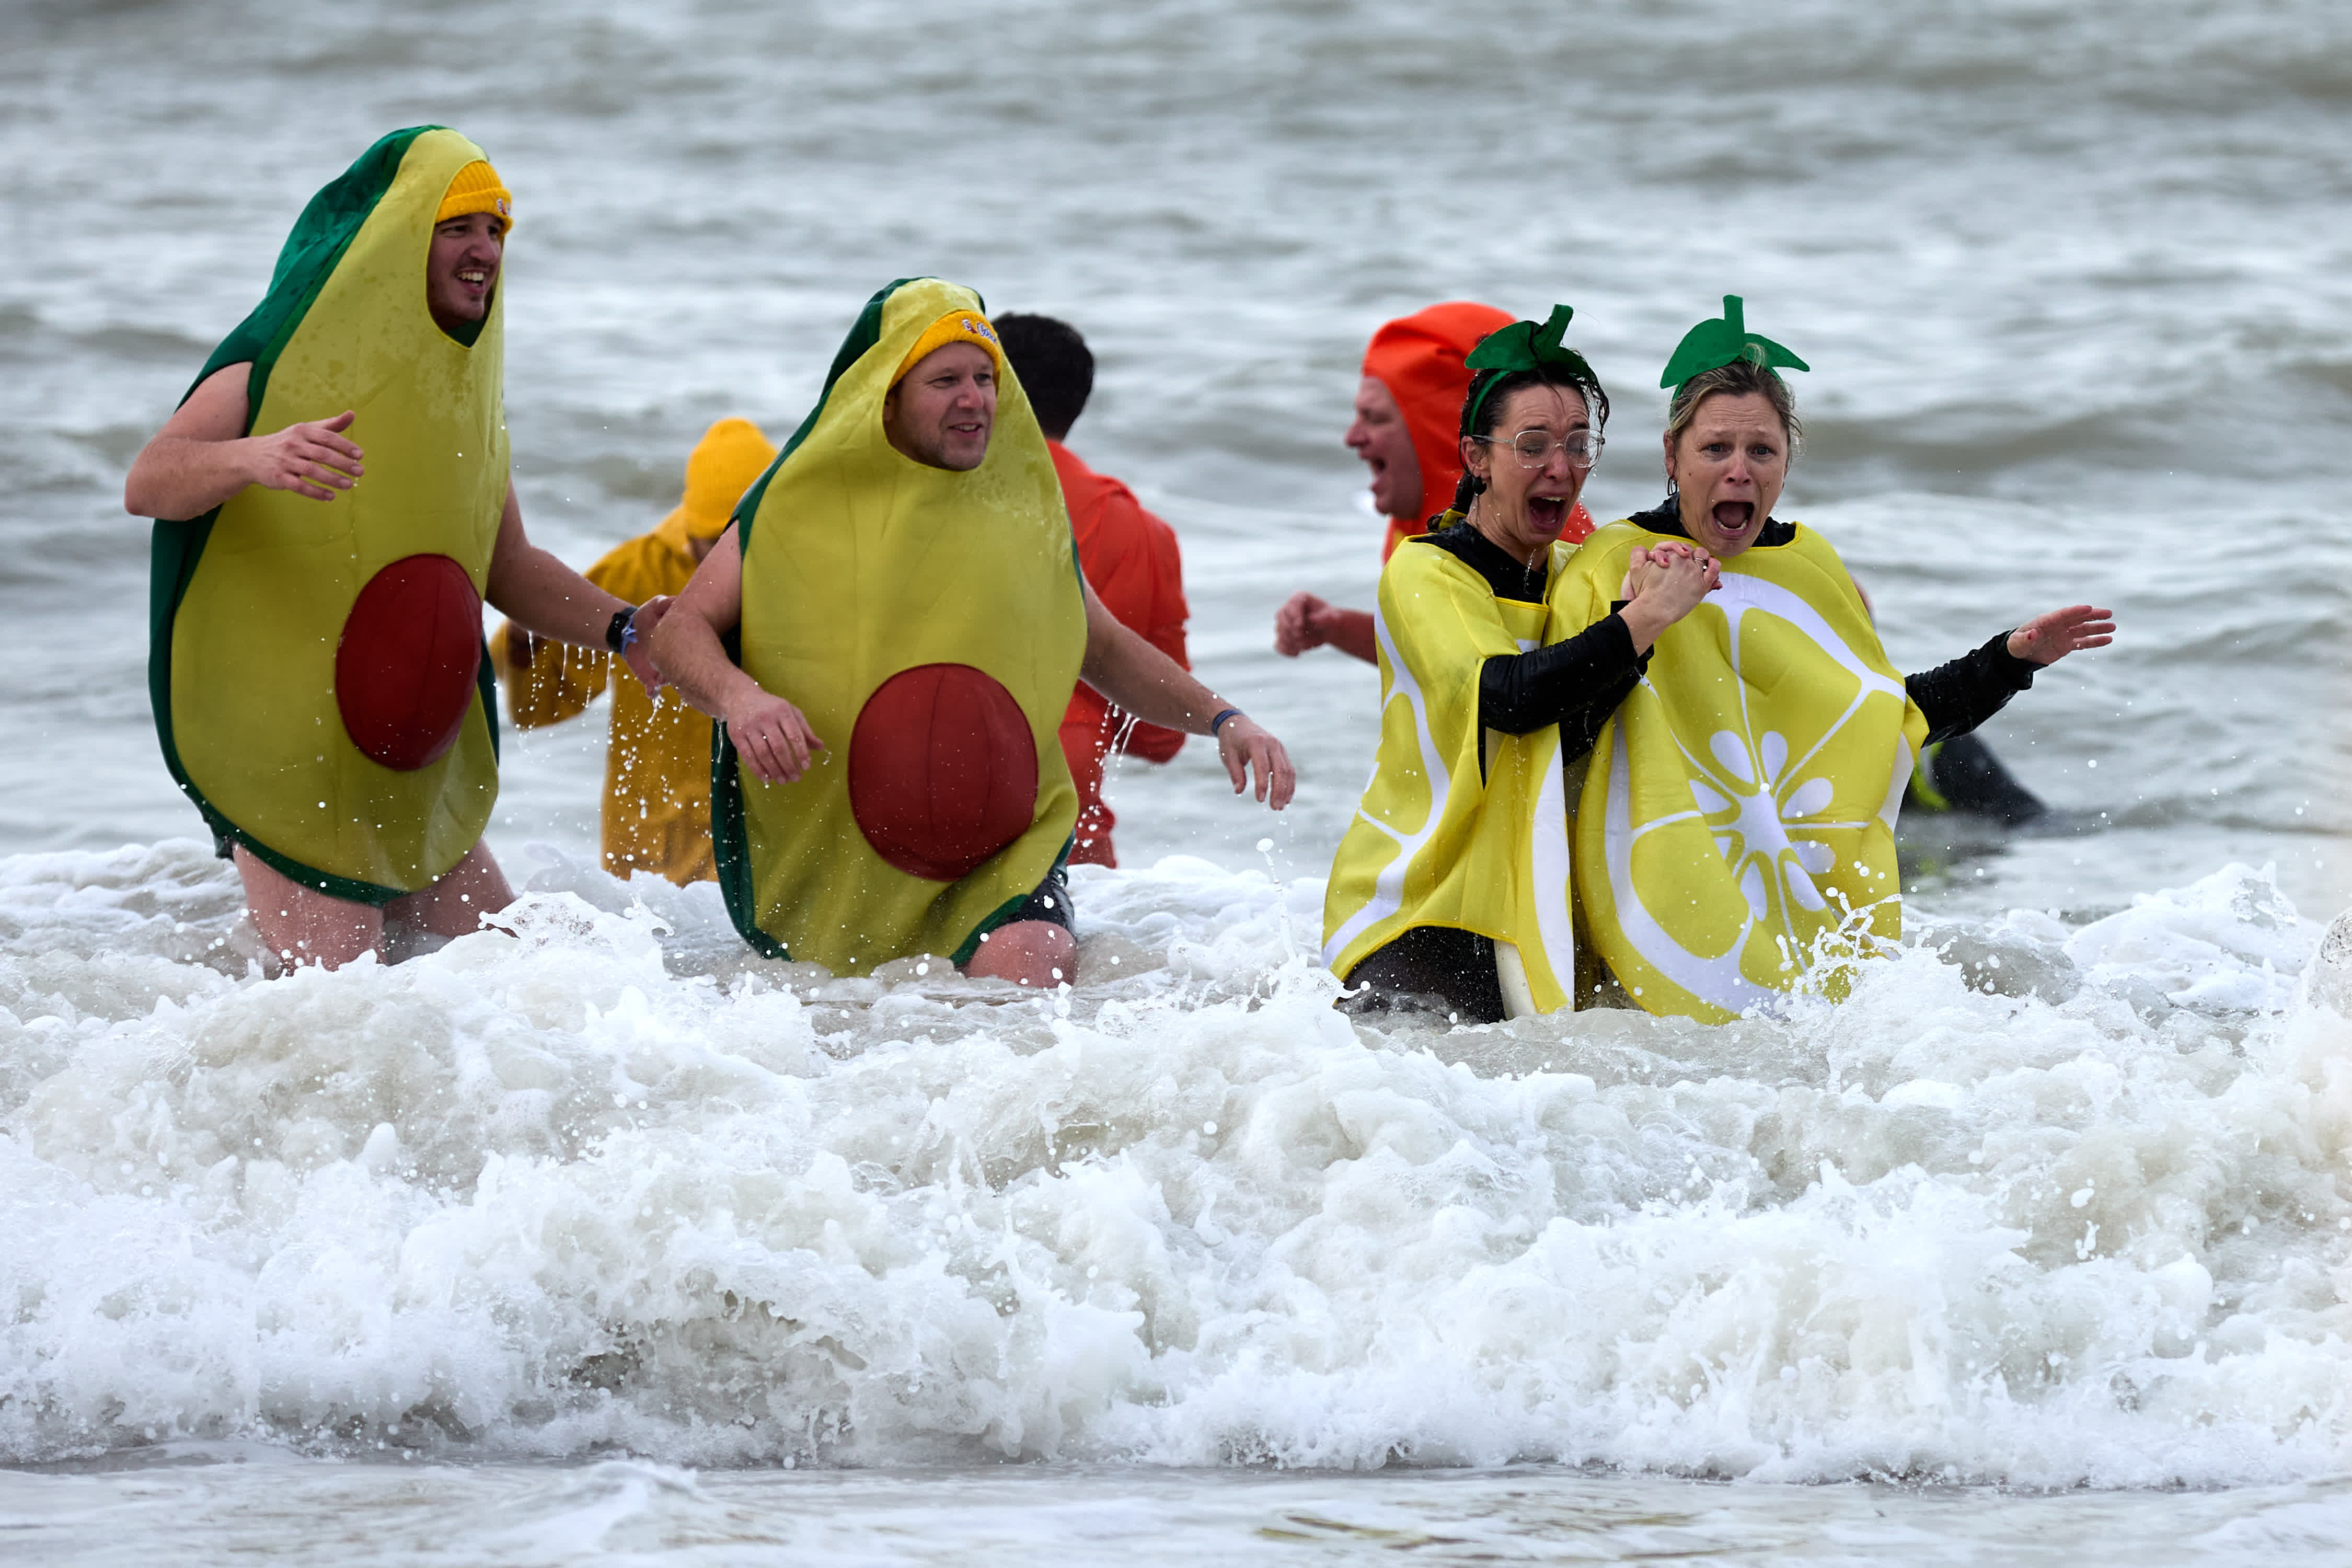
[434,160,513,232]
[892,310,1002,384]
[682,418,779,539]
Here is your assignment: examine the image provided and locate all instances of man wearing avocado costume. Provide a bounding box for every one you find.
[654,278,1296,989]
[125,128,666,970]
[1549,297,2114,1021]
[494,417,780,886]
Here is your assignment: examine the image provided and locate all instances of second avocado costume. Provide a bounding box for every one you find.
[1563,298,1928,1021]
[715,279,1086,974]
[149,127,509,902]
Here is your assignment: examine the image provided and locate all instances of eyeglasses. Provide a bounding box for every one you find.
[1475,429,1606,468]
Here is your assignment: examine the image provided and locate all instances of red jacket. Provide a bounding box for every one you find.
[1051,440,1189,868]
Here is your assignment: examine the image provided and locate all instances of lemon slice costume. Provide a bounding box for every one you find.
[713,278,1086,973]
[148,126,509,903]
[1556,521,1926,1021]
[1555,297,1926,1021]
[1320,538,1583,1012]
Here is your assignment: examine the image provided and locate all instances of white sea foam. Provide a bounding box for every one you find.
[3,839,2348,1486]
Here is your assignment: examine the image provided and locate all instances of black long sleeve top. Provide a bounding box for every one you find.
[1419,503,2042,766]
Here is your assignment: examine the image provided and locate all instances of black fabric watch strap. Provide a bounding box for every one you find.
[604,605,638,654]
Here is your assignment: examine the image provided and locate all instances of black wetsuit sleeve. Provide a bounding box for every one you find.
[1478,603,1651,762]
[1906,631,2040,745]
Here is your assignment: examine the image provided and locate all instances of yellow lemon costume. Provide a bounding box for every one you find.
[1555,520,1928,1021]
[1321,539,1583,1012]
[713,279,1086,972]
[496,418,778,885]
[148,126,510,903]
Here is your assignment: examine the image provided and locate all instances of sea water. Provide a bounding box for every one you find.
[4,0,2352,1559]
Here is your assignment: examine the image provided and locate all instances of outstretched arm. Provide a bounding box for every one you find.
[483,483,664,694]
[1085,577,1294,808]
[1907,604,2117,745]
[2007,604,2115,665]
[649,528,826,784]
[124,362,366,520]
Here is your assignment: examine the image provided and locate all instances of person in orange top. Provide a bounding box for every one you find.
[996,314,1190,869]
[1274,302,1595,664]
[493,418,778,884]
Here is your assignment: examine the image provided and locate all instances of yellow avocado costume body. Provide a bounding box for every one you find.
[713,278,1087,973]
[496,420,778,886]
[1555,518,1928,1021]
[1321,535,1582,1014]
[149,127,507,903]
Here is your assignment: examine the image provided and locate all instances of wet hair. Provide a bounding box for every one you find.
[994,313,1094,441]
[1450,356,1611,513]
[1663,360,1803,454]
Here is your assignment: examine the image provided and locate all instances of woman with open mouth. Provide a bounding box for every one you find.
[1322,305,1722,1022]
[1549,297,2116,1021]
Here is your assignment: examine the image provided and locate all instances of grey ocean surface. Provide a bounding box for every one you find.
[5,0,2352,1561]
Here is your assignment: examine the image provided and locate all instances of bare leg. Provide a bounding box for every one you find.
[385,839,515,939]
[233,845,382,970]
[961,919,1078,988]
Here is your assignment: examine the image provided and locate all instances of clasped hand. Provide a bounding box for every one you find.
[1620,540,1721,610]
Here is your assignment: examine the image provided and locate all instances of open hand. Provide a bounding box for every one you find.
[2007,604,2116,666]
[1216,715,1295,810]
[726,688,826,784]
[249,410,363,501]
[620,596,672,693]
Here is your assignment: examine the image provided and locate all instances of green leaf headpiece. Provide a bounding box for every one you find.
[1460,304,1600,434]
[1658,295,1808,391]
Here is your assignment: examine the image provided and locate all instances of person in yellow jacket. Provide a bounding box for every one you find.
[493,419,778,884]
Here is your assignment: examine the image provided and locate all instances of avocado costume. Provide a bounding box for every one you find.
[148,126,506,903]
[1557,297,1925,1021]
[713,278,1086,973]
[1320,538,1582,1013]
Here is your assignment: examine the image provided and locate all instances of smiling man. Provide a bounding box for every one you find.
[654,279,1296,989]
[126,128,666,971]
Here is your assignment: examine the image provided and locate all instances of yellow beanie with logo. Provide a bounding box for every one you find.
[435,160,513,231]
[892,310,1002,384]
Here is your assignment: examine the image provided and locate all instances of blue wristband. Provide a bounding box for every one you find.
[1210,707,1243,736]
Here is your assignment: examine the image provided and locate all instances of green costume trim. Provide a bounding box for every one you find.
[1460,304,1600,434]
[1660,295,1808,390]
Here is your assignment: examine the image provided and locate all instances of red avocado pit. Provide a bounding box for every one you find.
[335,554,483,772]
[848,663,1039,882]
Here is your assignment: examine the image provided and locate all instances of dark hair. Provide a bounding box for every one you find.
[995,313,1094,441]
[1664,360,1801,450]
[1450,358,1611,513]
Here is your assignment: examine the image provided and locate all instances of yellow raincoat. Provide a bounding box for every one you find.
[494,420,776,885]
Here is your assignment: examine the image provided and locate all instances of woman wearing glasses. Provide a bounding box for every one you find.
[1321,305,1720,1022]
[1554,297,2114,1021]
